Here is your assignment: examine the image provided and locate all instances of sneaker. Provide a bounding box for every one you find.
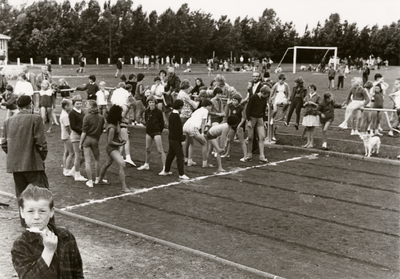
[239,157,247,162]
[67,169,75,177]
[354,130,360,135]
[187,161,197,166]
[137,164,150,171]
[388,130,394,137]
[339,122,348,129]
[179,174,190,180]
[203,163,214,168]
[242,157,252,162]
[159,170,173,176]
[95,179,110,185]
[63,169,72,177]
[259,157,269,163]
[221,153,230,158]
[350,129,356,135]
[322,142,327,149]
[75,174,88,182]
[375,130,383,136]
[86,180,94,188]
[272,137,276,141]
[124,158,136,167]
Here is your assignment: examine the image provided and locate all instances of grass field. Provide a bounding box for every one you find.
[1,63,399,279]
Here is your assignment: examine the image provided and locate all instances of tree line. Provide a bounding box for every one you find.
[0,0,399,65]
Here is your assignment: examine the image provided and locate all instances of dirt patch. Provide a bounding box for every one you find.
[0,196,261,279]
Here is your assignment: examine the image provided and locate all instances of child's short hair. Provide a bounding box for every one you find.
[231,93,242,103]
[99,81,106,86]
[323,92,332,100]
[88,75,96,82]
[213,87,223,96]
[201,99,212,107]
[6,84,13,92]
[71,94,82,104]
[129,74,136,80]
[137,73,145,82]
[309,83,317,91]
[180,79,191,90]
[61,99,71,110]
[172,99,184,110]
[374,73,382,80]
[125,84,132,91]
[147,96,156,103]
[120,74,127,82]
[19,184,54,209]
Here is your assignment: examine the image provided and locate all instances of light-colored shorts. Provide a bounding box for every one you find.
[70,130,81,143]
[183,122,201,137]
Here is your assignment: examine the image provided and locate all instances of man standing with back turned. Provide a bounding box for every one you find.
[1,95,49,198]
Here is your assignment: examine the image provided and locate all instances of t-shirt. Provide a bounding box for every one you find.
[111,88,130,107]
[96,90,109,106]
[60,110,70,140]
[186,107,209,129]
[228,103,244,121]
[391,90,400,108]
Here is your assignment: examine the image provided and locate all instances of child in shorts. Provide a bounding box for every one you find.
[12,185,84,278]
[206,115,239,172]
[137,96,166,173]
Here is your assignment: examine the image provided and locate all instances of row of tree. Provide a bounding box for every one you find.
[0,0,399,65]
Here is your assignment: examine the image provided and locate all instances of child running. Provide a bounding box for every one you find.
[206,115,239,173]
[12,185,84,278]
[162,99,190,180]
[138,96,166,174]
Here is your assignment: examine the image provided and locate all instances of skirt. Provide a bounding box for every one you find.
[302,115,320,127]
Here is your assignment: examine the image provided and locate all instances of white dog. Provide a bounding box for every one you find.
[359,134,381,157]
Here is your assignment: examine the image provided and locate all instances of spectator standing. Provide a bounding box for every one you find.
[35,66,53,91]
[362,63,370,85]
[1,85,18,119]
[327,64,336,90]
[1,96,49,223]
[76,75,99,101]
[22,65,36,91]
[286,77,307,129]
[115,58,123,78]
[0,67,7,93]
[337,64,345,90]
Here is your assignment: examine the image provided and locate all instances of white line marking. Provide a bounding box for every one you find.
[60,155,314,211]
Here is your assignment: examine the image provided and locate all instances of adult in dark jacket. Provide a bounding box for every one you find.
[164,67,181,99]
[1,96,49,225]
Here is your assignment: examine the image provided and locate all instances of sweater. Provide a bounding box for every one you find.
[168,110,185,141]
[76,83,99,100]
[82,112,105,141]
[68,109,85,135]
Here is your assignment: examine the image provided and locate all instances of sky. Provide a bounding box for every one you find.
[11,0,399,36]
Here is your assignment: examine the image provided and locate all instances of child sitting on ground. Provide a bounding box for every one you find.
[12,184,84,278]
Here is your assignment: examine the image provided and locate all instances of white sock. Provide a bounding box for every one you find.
[202,160,208,166]
[126,154,132,161]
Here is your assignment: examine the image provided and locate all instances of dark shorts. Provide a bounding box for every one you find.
[82,136,99,148]
[206,132,218,140]
[106,144,119,155]
[147,132,161,139]
[328,77,334,80]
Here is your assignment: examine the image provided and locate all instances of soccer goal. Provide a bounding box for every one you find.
[276,46,338,74]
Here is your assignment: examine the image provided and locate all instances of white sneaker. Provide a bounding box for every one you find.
[179,174,190,180]
[159,171,172,176]
[67,168,75,177]
[63,169,72,177]
[221,153,230,158]
[239,157,247,162]
[388,130,394,137]
[272,137,276,141]
[136,123,145,128]
[137,164,149,171]
[86,180,94,188]
[354,130,360,135]
[75,174,88,182]
[124,158,136,167]
[350,129,356,135]
[339,122,348,129]
[187,161,197,166]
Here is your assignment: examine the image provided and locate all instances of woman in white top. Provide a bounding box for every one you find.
[96,81,109,119]
[14,73,34,97]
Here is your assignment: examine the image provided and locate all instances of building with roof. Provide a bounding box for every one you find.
[0,34,11,65]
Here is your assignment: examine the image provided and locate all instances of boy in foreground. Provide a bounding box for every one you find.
[12,185,84,278]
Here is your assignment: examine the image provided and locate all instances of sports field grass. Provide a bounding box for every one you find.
[1,63,399,279]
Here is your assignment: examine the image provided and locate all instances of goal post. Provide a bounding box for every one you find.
[277,46,338,74]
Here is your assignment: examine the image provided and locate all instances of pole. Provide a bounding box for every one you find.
[30,58,33,66]
[293,47,297,74]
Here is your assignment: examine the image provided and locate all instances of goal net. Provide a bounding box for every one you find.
[276,46,338,74]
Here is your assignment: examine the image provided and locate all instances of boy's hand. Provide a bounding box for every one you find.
[42,230,58,253]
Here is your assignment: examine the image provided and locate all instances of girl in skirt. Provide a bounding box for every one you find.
[302,83,321,148]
